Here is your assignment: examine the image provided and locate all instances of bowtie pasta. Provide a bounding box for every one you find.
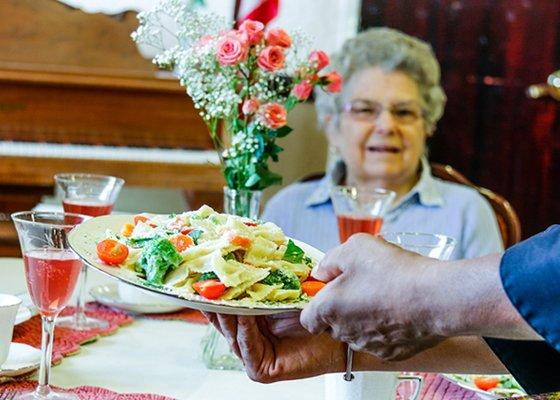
[96,206,325,305]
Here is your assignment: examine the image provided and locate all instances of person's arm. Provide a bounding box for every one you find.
[424,253,539,340]
[300,234,540,362]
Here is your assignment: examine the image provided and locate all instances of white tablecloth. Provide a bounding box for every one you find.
[0,258,325,399]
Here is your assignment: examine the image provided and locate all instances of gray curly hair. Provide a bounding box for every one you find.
[315,27,446,133]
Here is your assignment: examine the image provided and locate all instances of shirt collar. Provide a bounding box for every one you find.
[304,156,444,208]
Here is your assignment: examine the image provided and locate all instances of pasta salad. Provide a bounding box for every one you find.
[95,206,325,305]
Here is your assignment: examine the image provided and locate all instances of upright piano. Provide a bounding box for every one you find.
[0,0,225,255]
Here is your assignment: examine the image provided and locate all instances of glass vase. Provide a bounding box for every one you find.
[201,187,262,370]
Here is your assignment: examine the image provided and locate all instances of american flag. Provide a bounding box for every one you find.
[235,0,279,26]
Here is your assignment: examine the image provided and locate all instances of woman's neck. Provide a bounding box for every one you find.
[346,171,421,202]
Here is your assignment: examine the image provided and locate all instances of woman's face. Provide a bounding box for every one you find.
[327,66,427,186]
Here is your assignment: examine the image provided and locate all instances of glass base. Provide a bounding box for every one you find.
[56,313,109,331]
[201,325,244,371]
[15,387,80,400]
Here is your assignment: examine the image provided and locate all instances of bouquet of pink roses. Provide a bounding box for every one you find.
[133,0,341,191]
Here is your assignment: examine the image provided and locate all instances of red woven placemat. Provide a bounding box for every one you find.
[0,380,175,399]
[12,303,133,365]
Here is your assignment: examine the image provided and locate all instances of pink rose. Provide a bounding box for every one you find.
[216,32,248,66]
[265,28,291,48]
[239,20,264,44]
[242,98,260,115]
[257,46,285,71]
[323,71,343,93]
[259,102,287,129]
[309,50,330,71]
[292,81,313,101]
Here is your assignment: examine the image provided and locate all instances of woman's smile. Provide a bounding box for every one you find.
[366,144,402,154]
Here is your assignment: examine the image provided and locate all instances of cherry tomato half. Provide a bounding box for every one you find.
[473,377,500,391]
[96,239,129,265]
[301,281,326,297]
[134,215,149,225]
[169,234,194,252]
[192,279,226,299]
[230,235,252,248]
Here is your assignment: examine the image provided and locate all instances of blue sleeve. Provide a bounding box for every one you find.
[500,225,560,349]
[484,225,560,394]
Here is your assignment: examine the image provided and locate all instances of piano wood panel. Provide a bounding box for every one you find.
[0,0,153,74]
[0,70,212,149]
[0,156,224,191]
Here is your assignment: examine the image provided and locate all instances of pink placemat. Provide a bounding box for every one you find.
[0,381,175,399]
[399,373,478,400]
[13,303,133,365]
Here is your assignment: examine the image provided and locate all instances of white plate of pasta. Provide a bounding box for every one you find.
[68,206,325,315]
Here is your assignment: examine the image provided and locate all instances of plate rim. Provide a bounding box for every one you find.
[69,214,324,315]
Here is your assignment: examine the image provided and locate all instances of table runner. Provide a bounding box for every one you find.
[415,373,478,400]
[13,303,133,365]
[0,381,175,399]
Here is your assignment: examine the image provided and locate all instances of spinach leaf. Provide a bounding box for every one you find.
[135,237,182,285]
[282,239,305,264]
[188,229,203,245]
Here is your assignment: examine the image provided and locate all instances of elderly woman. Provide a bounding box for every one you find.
[262,27,502,259]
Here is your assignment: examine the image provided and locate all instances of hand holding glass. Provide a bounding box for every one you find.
[12,211,89,400]
[54,173,124,330]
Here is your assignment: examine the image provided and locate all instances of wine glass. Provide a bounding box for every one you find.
[54,173,124,330]
[11,211,90,400]
[382,232,457,260]
[331,185,396,242]
[382,231,457,400]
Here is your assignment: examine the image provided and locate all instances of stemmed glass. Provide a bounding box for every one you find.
[54,173,124,330]
[11,211,90,400]
[331,185,396,241]
[331,185,395,381]
[382,231,457,400]
[382,232,457,260]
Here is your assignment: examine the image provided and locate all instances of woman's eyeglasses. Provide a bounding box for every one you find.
[342,99,423,125]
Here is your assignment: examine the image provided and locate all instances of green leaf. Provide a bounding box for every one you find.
[198,272,219,281]
[276,126,293,138]
[282,239,305,263]
[188,229,203,245]
[244,173,261,188]
[285,96,298,111]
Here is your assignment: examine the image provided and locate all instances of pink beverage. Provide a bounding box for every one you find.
[23,249,82,317]
[337,214,384,243]
[63,199,113,217]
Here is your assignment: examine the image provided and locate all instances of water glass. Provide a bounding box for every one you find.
[54,173,124,330]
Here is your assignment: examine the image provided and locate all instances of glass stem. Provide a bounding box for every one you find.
[74,263,88,322]
[36,315,56,396]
